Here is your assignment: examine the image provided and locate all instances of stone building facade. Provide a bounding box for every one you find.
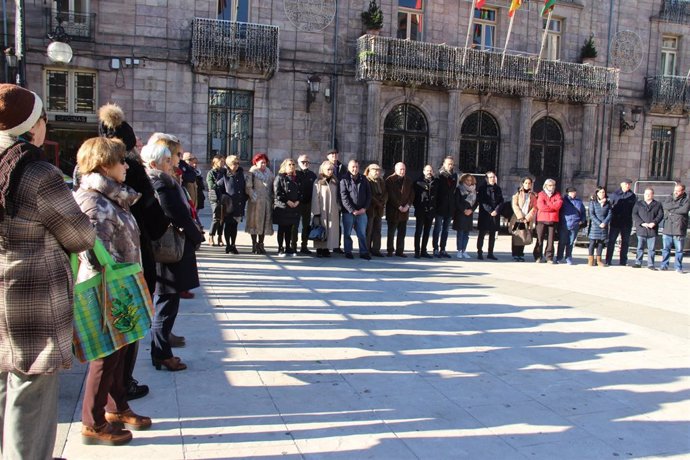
[5,0,690,192]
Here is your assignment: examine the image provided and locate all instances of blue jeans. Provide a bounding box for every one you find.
[661,235,685,270]
[433,215,452,250]
[456,230,470,252]
[342,212,368,255]
[635,236,657,266]
[556,226,579,260]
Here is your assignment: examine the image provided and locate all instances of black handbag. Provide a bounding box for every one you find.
[308,215,327,242]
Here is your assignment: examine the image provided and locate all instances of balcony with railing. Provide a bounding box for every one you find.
[191,18,279,79]
[645,75,690,113]
[45,8,96,42]
[357,35,619,104]
[659,0,690,24]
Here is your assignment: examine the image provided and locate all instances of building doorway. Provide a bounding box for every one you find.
[529,117,563,190]
[382,103,428,177]
[459,110,500,175]
[46,122,98,176]
[208,88,254,163]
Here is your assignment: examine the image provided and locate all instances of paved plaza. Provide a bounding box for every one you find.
[55,226,690,459]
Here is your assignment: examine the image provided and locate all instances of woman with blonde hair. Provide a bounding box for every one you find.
[510,177,537,262]
[312,161,341,257]
[273,158,302,256]
[453,173,477,258]
[245,153,274,254]
[74,137,150,445]
[364,163,387,257]
[216,155,247,254]
[206,154,225,246]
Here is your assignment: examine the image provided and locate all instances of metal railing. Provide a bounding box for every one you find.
[645,75,690,112]
[191,18,279,78]
[357,35,619,104]
[45,9,96,42]
[659,0,690,24]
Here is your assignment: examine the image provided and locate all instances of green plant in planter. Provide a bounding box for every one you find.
[362,0,384,31]
[581,34,598,60]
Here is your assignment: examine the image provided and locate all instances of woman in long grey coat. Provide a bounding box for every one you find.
[245,152,274,254]
[0,85,95,458]
[311,161,341,257]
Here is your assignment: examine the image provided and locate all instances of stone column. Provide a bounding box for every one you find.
[446,89,462,158]
[578,103,597,176]
[514,96,532,174]
[366,81,382,161]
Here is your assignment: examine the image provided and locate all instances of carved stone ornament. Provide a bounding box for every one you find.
[610,30,643,74]
[284,0,336,32]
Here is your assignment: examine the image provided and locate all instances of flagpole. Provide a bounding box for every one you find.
[463,0,477,66]
[501,15,516,69]
[535,8,553,75]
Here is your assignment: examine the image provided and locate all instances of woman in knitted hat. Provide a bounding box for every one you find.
[0,84,96,458]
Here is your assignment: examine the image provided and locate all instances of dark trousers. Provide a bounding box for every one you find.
[223,217,238,247]
[366,212,383,254]
[209,201,222,238]
[414,215,434,255]
[477,229,496,255]
[277,224,296,251]
[512,242,525,257]
[606,223,632,265]
[151,293,180,361]
[387,219,408,255]
[122,342,138,386]
[588,239,605,256]
[291,203,311,249]
[82,347,129,427]
[534,222,556,261]
[432,214,452,250]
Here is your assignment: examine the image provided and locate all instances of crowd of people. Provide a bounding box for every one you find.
[0,81,688,457]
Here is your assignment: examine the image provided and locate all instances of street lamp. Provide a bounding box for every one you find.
[619,106,642,135]
[306,75,321,113]
[47,16,73,64]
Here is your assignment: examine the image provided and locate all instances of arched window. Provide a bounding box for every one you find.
[459,111,500,174]
[382,104,428,175]
[529,117,564,189]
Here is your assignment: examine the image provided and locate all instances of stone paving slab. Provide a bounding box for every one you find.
[57,228,690,459]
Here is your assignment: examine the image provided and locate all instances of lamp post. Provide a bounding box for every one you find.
[306,75,321,113]
[47,16,73,64]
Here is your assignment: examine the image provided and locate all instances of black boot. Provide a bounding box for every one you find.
[251,235,258,254]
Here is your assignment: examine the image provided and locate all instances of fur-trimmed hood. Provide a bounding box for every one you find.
[98,103,125,129]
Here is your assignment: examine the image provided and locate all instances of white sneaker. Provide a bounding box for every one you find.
[456,251,463,259]
[462,251,471,259]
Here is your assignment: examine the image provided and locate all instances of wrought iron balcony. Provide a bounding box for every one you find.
[191,18,279,79]
[357,35,619,104]
[659,0,690,24]
[645,75,690,113]
[45,9,96,42]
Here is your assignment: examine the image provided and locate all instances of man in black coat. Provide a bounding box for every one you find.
[660,183,689,272]
[340,160,372,259]
[413,165,438,258]
[476,171,504,260]
[632,187,664,269]
[432,156,457,258]
[293,154,317,254]
[606,178,638,266]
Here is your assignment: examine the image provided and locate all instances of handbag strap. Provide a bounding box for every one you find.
[70,238,114,278]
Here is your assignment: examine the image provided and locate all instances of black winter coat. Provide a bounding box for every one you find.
[340,173,371,213]
[124,154,170,294]
[633,199,664,238]
[453,186,477,232]
[435,169,457,217]
[273,173,302,226]
[609,189,637,228]
[413,175,438,218]
[662,193,690,236]
[477,183,504,231]
[148,169,203,295]
[217,167,247,218]
[296,168,317,204]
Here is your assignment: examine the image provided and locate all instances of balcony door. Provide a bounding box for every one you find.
[218,0,250,22]
[208,89,253,163]
[529,117,563,190]
[459,110,500,174]
[382,103,428,177]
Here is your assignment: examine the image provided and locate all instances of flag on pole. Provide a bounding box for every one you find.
[476,0,486,8]
[540,0,556,16]
[508,0,522,18]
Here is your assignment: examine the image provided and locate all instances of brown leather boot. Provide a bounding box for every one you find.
[587,256,594,266]
[105,408,152,431]
[82,422,132,446]
[596,256,607,267]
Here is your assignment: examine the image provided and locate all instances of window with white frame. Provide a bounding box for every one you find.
[218,0,250,22]
[45,69,97,114]
[543,18,562,61]
[660,36,678,76]
[397,0,423,41]
[472,8,496,51]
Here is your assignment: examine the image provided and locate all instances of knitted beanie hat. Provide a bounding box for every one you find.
[98,103,137,151]
[0,84,43,136]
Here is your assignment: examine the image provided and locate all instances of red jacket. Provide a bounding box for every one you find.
[536,191,563,223]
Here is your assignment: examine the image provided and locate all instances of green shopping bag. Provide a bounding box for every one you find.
[71,238,154,363]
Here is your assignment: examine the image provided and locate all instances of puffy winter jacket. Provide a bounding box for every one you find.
[535,191,563,223]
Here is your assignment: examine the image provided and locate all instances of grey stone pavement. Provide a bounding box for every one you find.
[55,221,690,459]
